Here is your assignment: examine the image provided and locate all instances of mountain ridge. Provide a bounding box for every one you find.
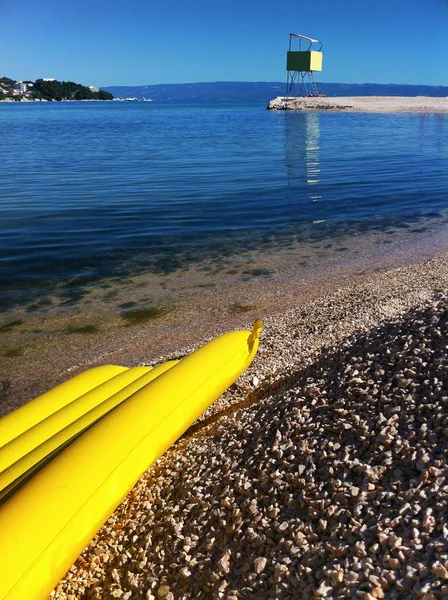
[100,81,448,102]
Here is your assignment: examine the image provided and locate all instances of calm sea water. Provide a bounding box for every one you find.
[0,102,447,312]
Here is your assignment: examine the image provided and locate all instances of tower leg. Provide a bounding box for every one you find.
[286,71,320,98]
[308,72,319,96]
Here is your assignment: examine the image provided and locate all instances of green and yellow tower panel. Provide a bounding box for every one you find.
[286,33,323,97]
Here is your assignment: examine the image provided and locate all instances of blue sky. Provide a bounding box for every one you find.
[1,0,447,87]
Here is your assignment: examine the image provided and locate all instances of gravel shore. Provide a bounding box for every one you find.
[51,252,448,600]
[267,96,448,113]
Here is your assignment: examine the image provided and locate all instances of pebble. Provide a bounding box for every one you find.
[433,563,448,579]
[253,557,267,574]
[315,581,333,597]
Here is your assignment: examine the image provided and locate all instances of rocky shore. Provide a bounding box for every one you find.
[267,96,448,113]
[51,252,448,600]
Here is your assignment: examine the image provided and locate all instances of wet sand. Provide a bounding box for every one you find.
[1,220,447,418]
[267,96,448,113]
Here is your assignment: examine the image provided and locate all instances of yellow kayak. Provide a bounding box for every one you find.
[0,320,261,600]
[0,361,179,502]
[0,365,127,447]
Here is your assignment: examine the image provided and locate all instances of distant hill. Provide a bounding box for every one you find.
[100,81,448,102]
[0,76,114,101]
[33,79,113,101]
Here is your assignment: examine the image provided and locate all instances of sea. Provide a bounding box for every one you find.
[0,101,447,323]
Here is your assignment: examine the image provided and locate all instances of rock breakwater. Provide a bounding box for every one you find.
[267,96,448,113]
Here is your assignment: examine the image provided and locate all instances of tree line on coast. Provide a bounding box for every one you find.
[0,77,113,101]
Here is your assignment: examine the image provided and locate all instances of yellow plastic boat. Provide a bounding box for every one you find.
[0,320,261,600]
[0,365,127,447]
[0,361,179,502]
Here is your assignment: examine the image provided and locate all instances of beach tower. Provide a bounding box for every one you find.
[286,33,323,97]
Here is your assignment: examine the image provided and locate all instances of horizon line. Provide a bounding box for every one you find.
[99,80,448,89]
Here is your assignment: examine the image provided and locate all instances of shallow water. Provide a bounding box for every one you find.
[0,102,447,317]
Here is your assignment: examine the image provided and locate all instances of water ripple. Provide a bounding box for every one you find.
[0,103,447,309]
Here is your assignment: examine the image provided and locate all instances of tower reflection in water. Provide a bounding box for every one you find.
[284,112,323,228]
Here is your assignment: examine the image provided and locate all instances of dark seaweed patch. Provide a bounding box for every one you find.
[26,298,54,312]
[61,290,90,305]
[0,379,10,399]
[0,320,23,333]
[121,306,169,326]
[26,304,41,313]
[66,324,99,334]
[242,268,272,277]
[63,274,103,288]
[154,259,185,275]
[119,302,138,309]
[229,303,257,315]
[394,223,411,229]
[4,347,24,357]
[206,266,225,275]
[103,290,119,299]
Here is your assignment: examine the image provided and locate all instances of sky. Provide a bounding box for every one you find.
[1,0,447,87]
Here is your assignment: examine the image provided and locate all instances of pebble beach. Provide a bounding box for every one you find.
[49,249,448,600]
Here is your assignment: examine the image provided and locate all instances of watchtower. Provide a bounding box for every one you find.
[286,33,323,97]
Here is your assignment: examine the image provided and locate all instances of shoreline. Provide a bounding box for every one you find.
[267,95,448,113]
[1,222,447,418]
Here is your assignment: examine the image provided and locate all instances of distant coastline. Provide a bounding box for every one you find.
[0,98,114,103]
[2,79,447,103]
[0,77,113,102]
[100,81,448,102]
